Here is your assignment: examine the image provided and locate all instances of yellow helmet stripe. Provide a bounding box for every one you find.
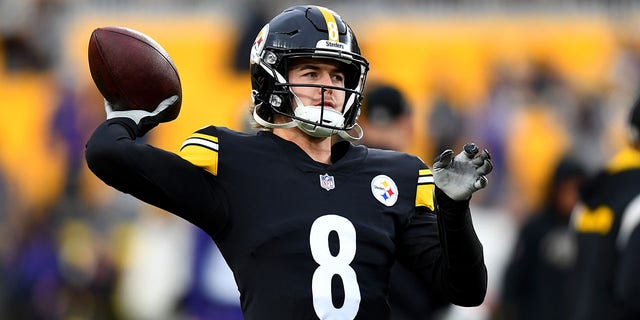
[315,6,339,42]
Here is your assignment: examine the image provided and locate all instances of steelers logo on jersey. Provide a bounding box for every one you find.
[370,175,398,206]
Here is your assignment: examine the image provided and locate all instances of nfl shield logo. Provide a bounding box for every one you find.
[319,173,335,191]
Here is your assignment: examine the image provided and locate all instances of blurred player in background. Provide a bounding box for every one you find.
[177,226,243,320]
[358,83,450,320]
[85,5,492,319]
[497,156,586,320]
[570,95,640,320]
[358,83,414,152]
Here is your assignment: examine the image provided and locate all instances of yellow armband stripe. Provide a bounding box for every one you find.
[179,133,219,176]
[416,169,435,211]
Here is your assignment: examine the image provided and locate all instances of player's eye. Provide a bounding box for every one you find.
[332,73,345,84]
[302,71,318,79]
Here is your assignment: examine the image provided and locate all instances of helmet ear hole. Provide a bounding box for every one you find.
[269,94,283,110]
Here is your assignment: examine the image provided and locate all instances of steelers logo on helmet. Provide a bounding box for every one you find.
[249,5,370,141]
[370,175,399,207]
[250,24,269,65]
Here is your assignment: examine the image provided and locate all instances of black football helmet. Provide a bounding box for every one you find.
[250,5,369,140]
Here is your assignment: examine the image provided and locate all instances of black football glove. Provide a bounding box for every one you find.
[104,95,179,137]
[432,143,493,201]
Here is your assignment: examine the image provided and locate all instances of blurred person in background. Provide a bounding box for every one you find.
[3,203,119,320]
[0,162,11,309]
[496,156,586,320]
[358,83,414,152]
[230,1,270,73]
[1,78,120,320]
[3,206,62,320]
[358,83,450,320]
[570,94,640,320]
[85,5,492,319]
[0,0,68,72]
[427,88,466,158]
[177,226,243,320]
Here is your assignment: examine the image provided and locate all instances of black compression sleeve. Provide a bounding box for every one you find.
[434,187,487,307]
[85,119,229,236]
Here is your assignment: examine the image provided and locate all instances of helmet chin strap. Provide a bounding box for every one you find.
[253,94,363,141]
[338,123,363,141]
[252,103,297,129]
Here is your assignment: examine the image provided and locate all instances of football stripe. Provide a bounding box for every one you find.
[415,184,435,211]
[190,132,218,142]
[179,144,219,176]
[179,133,220,175]
[416,169,435,210]
[181,137,219,151]
[418,176,434,185]
[418,169,434,185]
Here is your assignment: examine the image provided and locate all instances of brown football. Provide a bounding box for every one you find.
[88,26,181,122]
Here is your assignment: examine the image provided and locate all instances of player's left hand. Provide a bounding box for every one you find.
[432,143,493,201]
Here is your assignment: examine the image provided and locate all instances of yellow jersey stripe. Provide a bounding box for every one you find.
[181,137,218,152]
[418,169,434,185]
[416,184,435,211]
[416,169,435,210]
[179,144,219,176]
[179,132,219,175]
[180,132,219,151]
[190,132,218,142]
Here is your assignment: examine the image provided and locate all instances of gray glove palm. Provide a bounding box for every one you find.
[104,95,179,136]
[432,143,493,201]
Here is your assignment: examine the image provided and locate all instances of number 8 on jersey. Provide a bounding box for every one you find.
[310,214,361,319]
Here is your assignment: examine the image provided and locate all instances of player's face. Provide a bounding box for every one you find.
[288,58,346,112]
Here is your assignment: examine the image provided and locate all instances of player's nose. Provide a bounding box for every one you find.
[318,74,334,97]
[318,72,334,86]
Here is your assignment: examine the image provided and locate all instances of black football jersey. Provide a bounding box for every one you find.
[571,147,640,320]
[85,119,487,320]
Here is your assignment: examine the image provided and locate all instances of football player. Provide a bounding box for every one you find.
[570,96,640,320]
[85,5,492,320]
